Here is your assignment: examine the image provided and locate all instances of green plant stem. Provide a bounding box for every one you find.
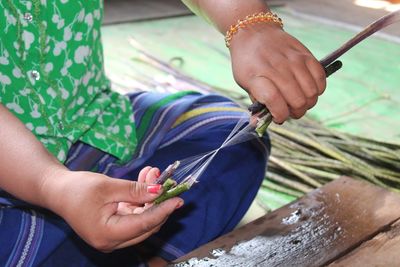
[270,132,320,157]
[270,125,351,163]
[290,164,341,180]
[162,178,177,191]
[269,156,322,187]
[154,183,191,204]
[267,171,313,193]
[261,180,304,198]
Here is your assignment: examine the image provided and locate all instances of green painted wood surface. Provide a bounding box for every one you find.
[102,9,400,143]
[101,9,400,209]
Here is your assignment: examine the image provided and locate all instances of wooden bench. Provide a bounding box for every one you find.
[173,177,400,266]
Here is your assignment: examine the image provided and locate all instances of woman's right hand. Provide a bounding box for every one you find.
[42,169,183,252]
[229,24,326,124]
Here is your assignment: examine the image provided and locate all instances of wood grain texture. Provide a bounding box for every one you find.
[173,177,400,266]
[329,219,400,267]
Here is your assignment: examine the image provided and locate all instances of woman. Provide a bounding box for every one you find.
[0,0,325,266]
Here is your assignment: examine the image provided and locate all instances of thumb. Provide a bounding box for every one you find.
[106,179,162,204]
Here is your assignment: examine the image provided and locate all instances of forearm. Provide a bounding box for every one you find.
[182,0,270,33]
[0,103,68,208]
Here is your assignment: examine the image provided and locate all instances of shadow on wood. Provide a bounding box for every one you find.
[329,219,400,266]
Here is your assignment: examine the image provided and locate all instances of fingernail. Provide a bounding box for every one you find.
[175,201,184,209]
[156,169,161,177]
[147,184,162,194]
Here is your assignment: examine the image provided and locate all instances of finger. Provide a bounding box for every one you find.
[290,61,319,110]
[133,206,146,214]
[117,204,152,215]
[289,107,307,119]
[306,59,327,95]
[287,40,326,96]
[117,202,136,215]
[117,202,154,216]
[248,76,290,124]
[106,179,162,205]
[145,168,160,184]
[107,197,183,241]
[114,219,166,249]
[266,67,307,117]
[138,166,152,183]
[99,214,167,252]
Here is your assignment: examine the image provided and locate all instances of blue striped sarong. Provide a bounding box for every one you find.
[0,91,270,266]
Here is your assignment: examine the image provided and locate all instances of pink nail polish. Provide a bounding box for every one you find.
[147,184,162,194]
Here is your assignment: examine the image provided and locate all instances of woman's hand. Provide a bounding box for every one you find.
[229,23,326,124]
[117,166,161,215]
[42,168,182,252]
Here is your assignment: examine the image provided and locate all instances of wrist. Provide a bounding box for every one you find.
[39,165,71,214]
[226,12,284,50]
[229,23,284,53]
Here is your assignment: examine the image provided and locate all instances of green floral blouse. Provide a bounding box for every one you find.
[0,0,137,163]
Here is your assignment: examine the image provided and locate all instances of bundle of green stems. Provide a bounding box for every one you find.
[265,118,400,197]
[154,178,191,204]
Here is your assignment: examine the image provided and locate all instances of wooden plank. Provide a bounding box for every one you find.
[104,0,191,25]
[329,219,400,266]
[103,0,287,25]
[173,177,400,266]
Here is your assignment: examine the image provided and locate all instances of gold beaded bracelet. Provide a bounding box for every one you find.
[225,12,284,48]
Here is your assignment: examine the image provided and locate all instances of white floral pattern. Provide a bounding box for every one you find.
[0,0,137,163]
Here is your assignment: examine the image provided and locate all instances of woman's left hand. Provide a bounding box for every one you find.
[117,166,161,215]
[42,169,182,252]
